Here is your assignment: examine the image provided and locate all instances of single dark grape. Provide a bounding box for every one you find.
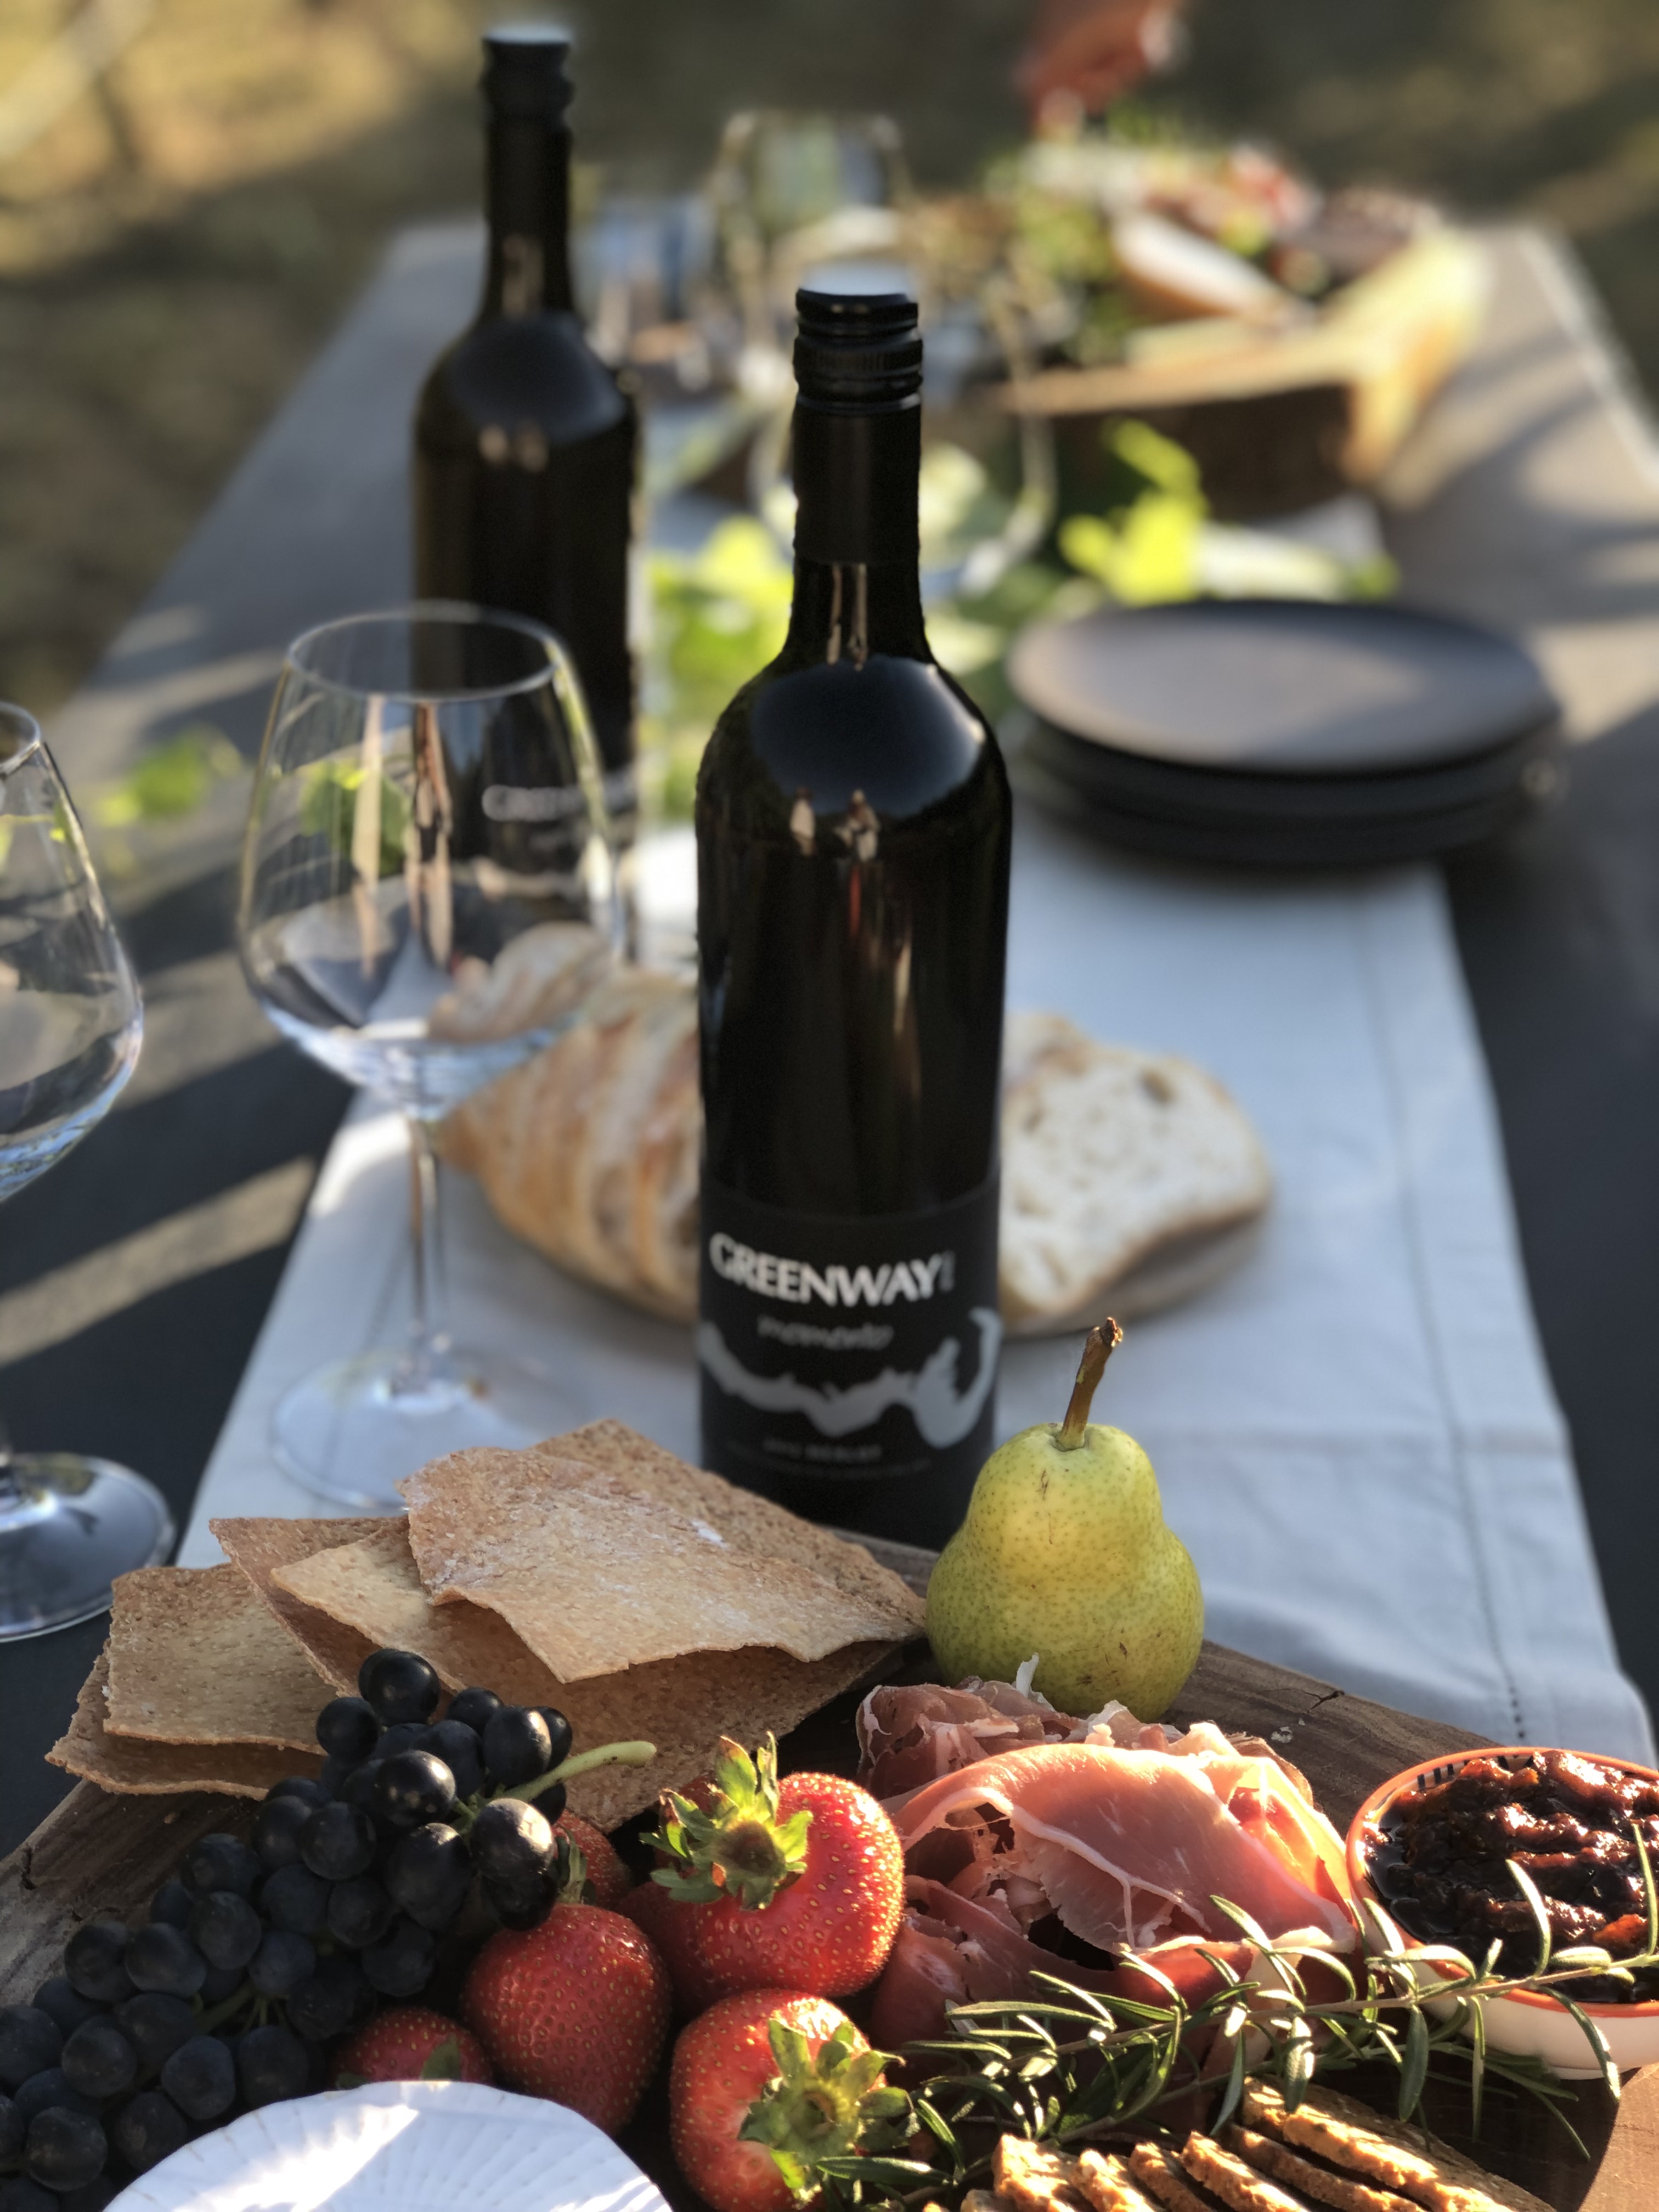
[109,2091,187,2176]
[0,2096,22,2166]
[361,1920,437,1999]
[161,2034,238,2123]
[247,1929,315,2000]
[27,1983,99,2041]
[59,2020,136,2101]
[148,1879,196,1931]
[12,2074,95,2126]
[182,1835,262,1900]
[326,1877,396,1951]
[62,1926,131,2007]
[198,1962,244,2005]
[369,1722,426,1764]
[23,2108,105,2193]
[373,1751,456,1832]
[419,1720,483,1802]
[0,2011,61,2094]
[0,2176,56,2212]
[251,1793,313,1871]
[483,1868,551,1932]
[316,1695,380,1761]
[298,1803,376,1882]
[284,1957,368,2043]
[259,1864,330,1936]
[236,2023,311,2108]
[535,1708,574,1770]
[189,1892,263,1974]
[318,1752,363,1798]
[482,1707,552,1790]
[384,1824,472,1931]
[266,1776,331,1808]
[115,1993,196,2071]
[125,1922,207,1998]
[532,1780,567,1825]
[443,1687,501,1735]
[469,1798,554,1883]
[358,1650,440,1727]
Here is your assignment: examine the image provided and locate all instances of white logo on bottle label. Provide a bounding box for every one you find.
[707,1233,955,1308]
[697,1311,1003,1448]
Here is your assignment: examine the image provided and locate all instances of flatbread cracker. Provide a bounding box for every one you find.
[258,1509,900,1830]
[1240,2085,1550,2212]
[400,1438,921,1682]
[1221,2125,1414,2212]
[1181,2135,1306,2212]
[210,1516,387,1691]
[106,1565,329,1749]
[49,1647,324,1798]
[549,1421,927,1630]
[271,1522,566,1705]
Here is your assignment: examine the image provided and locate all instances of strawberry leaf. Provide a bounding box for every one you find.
[647,1735,813,1911]
[420,2040,463,2081]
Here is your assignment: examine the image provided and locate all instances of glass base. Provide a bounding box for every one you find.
[0,1455,175,1640]
[272,1346,575,1510]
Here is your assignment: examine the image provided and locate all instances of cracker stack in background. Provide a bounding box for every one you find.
[49,1423,924,1830]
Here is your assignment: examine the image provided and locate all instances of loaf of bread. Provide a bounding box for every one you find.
[443,986,1269,1333]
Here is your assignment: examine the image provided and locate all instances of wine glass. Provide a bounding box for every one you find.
[238,605,619,1509]
[0,703,172,1639]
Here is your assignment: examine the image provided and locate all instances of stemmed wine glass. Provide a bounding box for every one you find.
[238,604,618,1509]
[0,704,172,1638]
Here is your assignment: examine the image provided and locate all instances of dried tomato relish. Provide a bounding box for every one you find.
[1369,1751,1659,2002]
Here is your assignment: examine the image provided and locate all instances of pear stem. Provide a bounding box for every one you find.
[1056,1319,1123,1449]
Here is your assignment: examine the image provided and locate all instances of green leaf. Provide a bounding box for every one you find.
[1398,2007,1430,2122]
[1506,1859,1556,1976]
[1559,1999,1621,2100]
[420,2039,462,2081]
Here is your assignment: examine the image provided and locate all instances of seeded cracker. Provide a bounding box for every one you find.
[399,1435,922,1681]
[1127,2145,1214,2212]
[1075,2150,1162,2212]
[1181,2134,1308,2212]
[49,1647,325,1797]
[105,1565,330,1749]
[268,1513,902,1830]
[1239,2085,1550,2212]
[992,2137,1091,2212]
[1221,2124,1415,2212]
[211,1515,388,1690]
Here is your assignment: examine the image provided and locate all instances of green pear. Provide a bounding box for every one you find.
[926,1320,1203,1719]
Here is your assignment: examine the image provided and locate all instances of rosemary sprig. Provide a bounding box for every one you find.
[792,1822,1659,2212]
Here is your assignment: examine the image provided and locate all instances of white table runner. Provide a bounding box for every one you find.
[180,806,1652,1763]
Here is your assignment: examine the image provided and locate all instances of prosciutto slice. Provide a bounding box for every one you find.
[889,1741,1356,1954]
[856,1680,1079,1802]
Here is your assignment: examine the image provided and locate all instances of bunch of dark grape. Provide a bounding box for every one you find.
[0,1650,581,2203]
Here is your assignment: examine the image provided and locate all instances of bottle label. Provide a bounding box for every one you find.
[697,1175,1001,1489]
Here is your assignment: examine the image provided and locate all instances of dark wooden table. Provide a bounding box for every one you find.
[3,222,1659,1859]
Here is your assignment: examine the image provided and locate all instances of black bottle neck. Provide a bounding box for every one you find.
[482,112,575,317]
[786,397,928,663]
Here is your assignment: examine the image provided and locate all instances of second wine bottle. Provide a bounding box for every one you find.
[696,289,1013,1545]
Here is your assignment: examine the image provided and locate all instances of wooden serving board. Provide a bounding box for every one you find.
[0,1532,1650,2208]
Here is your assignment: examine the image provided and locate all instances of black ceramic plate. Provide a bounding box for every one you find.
[1005,597,1561,868]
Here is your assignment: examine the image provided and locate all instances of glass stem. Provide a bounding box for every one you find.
[402,1115,451,1390]
[0,1407,20,1516]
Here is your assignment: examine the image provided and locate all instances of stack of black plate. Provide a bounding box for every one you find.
[1006,599,1561,868]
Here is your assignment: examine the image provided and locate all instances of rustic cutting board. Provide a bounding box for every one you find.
[0,1531,1649,2208]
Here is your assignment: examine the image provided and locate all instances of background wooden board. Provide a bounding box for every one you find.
[0,1532,1650,2206]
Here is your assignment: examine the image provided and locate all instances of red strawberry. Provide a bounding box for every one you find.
[461,1903,670,2133]
[648,1737,905,2005]
[333,2006,493,2086]
[669,1989,907,2212]
[556,1809,632,1910]
[620,1874,725,2013]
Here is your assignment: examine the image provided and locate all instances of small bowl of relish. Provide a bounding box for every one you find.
[1346,1746,1659,2078]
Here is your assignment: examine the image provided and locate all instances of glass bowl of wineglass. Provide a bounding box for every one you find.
[0,703,172,1638]
[238,603,619,1508]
